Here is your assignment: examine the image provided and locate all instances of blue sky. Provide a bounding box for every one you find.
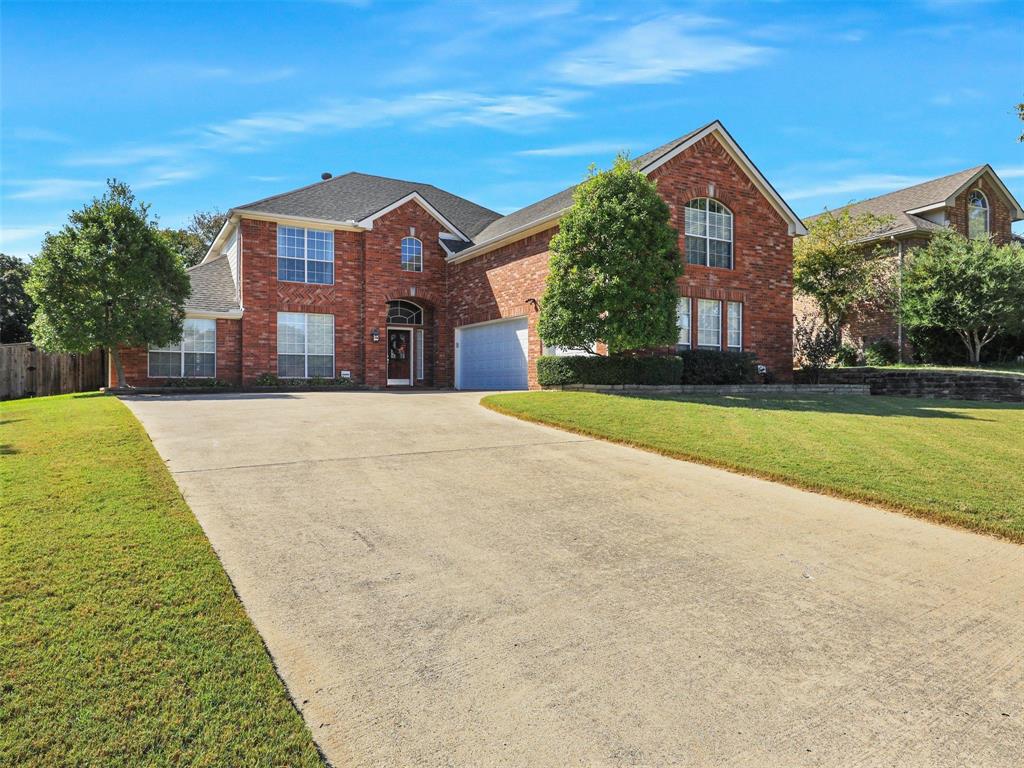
[2,0,1022,258]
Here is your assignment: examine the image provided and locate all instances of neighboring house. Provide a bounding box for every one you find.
[796,165,1024,358]
[113,120,807,390]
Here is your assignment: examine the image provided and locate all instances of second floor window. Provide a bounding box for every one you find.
[401,237,423,272]
[967,190,989,240]
[685,198,733,269]
[278,226,334,284]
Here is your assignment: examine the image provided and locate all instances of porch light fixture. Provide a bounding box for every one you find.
[371,327,380,343]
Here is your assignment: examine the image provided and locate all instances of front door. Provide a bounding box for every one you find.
[387,328,412,386]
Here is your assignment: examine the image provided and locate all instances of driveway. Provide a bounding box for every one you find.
[123,391,1024,767]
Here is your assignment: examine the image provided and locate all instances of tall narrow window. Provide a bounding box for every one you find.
[415,328,425,380]
[676,297,691,349]
[967,190,989,240]
[277,312,334,378]
[277,226,334,284]
[727,301,742,351]
[685,198,733,269]
[697,299,722,349]
[401,236,423,272]
[148,319,216,378]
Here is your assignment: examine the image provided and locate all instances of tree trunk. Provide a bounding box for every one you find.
[111,347,127,389]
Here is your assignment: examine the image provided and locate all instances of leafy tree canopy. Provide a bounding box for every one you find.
[162,208,228,268]
[793,208,896,333]
[538,156,682,354]
[901,229,1024,364]
[26,180,191,386]
[1,253,36,343]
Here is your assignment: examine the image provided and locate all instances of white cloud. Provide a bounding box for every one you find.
[996,166,1024,179]
[781,174,927,202]
[144,63,298,85]
[0,224,57,255]
[555,14,770,86]
[5,178,102,201]
[516,140,632,157]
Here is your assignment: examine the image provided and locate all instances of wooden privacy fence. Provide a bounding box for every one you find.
[0,343,106,400]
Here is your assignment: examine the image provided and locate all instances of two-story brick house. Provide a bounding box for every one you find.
[795,165,1024,359]
[113,120,808,390]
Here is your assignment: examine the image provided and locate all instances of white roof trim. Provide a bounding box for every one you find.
[904,202,946,216]
[233,209,364,231]
[640,121,807,236]
[201,215,239,265]
[357,191,470,241]
[446,210,566,264]
[185,309,243,320]
[946,166,1024,220]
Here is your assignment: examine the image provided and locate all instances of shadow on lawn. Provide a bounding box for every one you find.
[634,394,1022,420]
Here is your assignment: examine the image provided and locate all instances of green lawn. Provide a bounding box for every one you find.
[871,362,1024,376]
[482,392,1024,542]
[0,394,323,767]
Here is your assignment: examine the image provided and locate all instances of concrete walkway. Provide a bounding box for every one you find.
[123,391,1024,767]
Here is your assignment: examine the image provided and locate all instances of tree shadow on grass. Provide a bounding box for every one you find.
[628,393,1022,420]
[0,444,18,455]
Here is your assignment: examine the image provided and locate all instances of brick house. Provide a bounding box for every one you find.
[113,120,807,390]
[794,166,1024,359]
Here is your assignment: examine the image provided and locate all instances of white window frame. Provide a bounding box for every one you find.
[684,198,734,269]
[967,190,989,240]
[697,299,722,350]
[147,319,216,378]
[727,301,742,351]
[677,297,691,349]
[277,225,335,285]
[276,312,335,379]
[401,236,423,272]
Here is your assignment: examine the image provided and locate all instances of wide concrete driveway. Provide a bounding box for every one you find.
[123,391,1024,767]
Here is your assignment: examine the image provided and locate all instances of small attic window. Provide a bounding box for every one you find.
[401,236,423,272]
[967,190,989,240]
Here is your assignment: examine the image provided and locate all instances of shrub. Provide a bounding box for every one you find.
[678,349,758,385]
[163,378,230,388]
[864,338,898,366]
[835,344,860,367]
[254,372,355,388]
[536,355,684,386]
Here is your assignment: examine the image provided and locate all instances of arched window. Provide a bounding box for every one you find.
[401,236,423,272]
[967,190,989,240]
[386,300,423,325]
[684,198,733,269]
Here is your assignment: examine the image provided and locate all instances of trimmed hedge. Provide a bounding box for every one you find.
[536,351,759,386]
[536,355,685,386]
[677,349,759,385]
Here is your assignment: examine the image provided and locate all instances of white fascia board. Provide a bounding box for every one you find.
[945,166,1024,220]
[357,192,470,241]
[233,209,364,231]
[641,121,808,236]
[185,309,243,320]
[200,215,240,265]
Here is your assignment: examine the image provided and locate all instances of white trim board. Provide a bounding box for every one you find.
[357,191,470,241]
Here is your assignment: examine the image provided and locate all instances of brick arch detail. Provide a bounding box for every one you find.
[382,289,442,308]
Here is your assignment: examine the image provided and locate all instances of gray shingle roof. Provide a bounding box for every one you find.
[185,256,240,314]
[470,122,715,247]
[236,172,501,239]
[804,165,986,239]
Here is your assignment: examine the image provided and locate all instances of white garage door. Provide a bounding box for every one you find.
[456,317,529,390]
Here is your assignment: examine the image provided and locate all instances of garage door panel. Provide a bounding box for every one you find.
[457,318,529,390]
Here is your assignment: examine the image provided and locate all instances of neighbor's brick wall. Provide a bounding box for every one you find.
[947,175,1014,244]
[111,317,242,387]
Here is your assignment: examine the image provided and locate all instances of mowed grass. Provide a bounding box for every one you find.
[482,392,1024,541]
[0,394,323,767]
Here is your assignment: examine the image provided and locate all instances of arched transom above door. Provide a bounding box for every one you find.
[386,300,423,325]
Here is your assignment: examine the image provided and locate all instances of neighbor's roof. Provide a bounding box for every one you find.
[236,172,502,239]
[805,164,1024,240]
[185,256,240,315]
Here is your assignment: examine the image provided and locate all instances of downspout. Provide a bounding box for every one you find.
[896,238,904,363]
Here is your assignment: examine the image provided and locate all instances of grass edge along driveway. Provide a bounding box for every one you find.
[0,394,323,768]
[482,391,1024,543]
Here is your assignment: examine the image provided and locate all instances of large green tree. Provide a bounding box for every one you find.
[27,180,191,387]
[538,156,682,354]
[794,208,896,337]
[901,229,1024,364]
[163,208,228,268]
[1,253,36,343]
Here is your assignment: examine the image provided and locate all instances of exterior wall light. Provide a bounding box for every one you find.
[371,328,380,343]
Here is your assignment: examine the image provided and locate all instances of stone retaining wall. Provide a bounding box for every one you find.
[798,368,1024,403]
[546,383,870,396]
